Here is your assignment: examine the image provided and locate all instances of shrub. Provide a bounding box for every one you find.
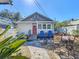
[0,25,26,59]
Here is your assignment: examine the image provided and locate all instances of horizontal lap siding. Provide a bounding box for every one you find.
[16,23,32,34]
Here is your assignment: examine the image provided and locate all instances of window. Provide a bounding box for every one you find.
[43,24,46,29]
[47,24,51,29]
[34,15,36,19]
[33,15,38,19]
[38,24,41,29]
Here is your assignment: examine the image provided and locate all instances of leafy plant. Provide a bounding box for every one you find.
[72,30,79,36]
[0,9,22,21]
[0,25,26,59]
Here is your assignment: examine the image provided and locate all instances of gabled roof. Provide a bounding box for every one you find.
[23,12,53,21]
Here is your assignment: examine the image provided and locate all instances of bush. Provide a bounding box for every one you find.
[72,30,79,36]
[0,25,26,59]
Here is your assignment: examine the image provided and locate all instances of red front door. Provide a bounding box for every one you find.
[32,25,37,35]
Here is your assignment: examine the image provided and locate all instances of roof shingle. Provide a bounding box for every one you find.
[23,12,53,21]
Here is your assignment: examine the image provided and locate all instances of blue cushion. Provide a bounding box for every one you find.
[38,31,45,38]
[47,31,53,38]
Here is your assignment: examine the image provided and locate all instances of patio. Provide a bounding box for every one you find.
[22,33,79,59]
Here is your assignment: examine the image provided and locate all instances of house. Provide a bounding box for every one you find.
[60,19,79,35]
[16,12,54,35]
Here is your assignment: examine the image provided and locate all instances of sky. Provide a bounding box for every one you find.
[0,0,79,21]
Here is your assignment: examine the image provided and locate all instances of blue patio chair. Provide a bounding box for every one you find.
[37,31,45,40]
[47,30,54,39]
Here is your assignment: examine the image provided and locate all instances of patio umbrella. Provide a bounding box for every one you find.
[0,0,12,5]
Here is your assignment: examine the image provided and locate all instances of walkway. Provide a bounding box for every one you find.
[28,46,50,59]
